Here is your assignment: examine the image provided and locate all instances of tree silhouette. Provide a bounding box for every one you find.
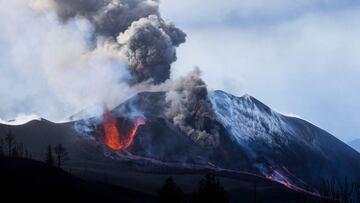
[157,176,186,203]
[192,174,229,203]
[12,146,18,158]
[5,131,15,157]
[54,144,69,168]
[25,149,32,160]
[25,149,31,159]
[320,178,358,203]
[0,138,4,157]
[355,181,360,203]
[45,144,54,167]
[17,143,24,158]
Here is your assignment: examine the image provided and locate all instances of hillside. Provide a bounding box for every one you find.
[0,90,358,202]
[0,157,154,202]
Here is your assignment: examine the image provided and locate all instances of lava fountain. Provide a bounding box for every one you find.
[103,109,145,150]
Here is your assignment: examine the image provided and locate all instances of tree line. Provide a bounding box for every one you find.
[156,174,229,203]
[0,131,32,159]
[319,178,360,203]
[157,175,360,203]
[0,130,69,168]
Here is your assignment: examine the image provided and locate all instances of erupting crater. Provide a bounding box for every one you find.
[103,109,145,151]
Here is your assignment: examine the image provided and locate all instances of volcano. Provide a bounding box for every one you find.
[0,90,359,202]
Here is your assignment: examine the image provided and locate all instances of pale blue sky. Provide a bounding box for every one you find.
[160,0,360,142]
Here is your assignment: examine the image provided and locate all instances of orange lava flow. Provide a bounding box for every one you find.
[103,110,145,151]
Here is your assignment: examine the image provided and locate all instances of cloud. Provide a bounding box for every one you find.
[166,3,360,142]
[0,114,41,125]
[160,0,360,26]
[0,0,149,120]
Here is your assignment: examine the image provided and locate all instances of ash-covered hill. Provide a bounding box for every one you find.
[0,90,358,200]
[100,90,360,189]
[210,90,360,188]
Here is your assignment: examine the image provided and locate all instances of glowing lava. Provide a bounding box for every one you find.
[263,166,319,196]
[103,109,145,151]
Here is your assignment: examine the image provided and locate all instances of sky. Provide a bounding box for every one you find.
[0,0,359,143]
[160,0,360,142]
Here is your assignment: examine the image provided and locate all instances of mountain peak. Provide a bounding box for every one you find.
[211,90,273,116]
[210,90,286,144]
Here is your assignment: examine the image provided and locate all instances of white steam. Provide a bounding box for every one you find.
[0,0,131,120]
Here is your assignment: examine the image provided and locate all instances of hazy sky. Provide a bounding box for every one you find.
[160,0,360,142]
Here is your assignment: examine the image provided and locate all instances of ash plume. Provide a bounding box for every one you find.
[0,0,184,119]
[117,15,185,84]
[51,0,159,38]
[165,69,220,147]
[1,0,219,148]
[45,0,186,84]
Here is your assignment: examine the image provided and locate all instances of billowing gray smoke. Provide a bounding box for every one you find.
[47,0,218,145]
[166,69,220,147]
[52,0,159,38]
[118,15,185,84]
[50,0,186,84]
[0,0,219,148]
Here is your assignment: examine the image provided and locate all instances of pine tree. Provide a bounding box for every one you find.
[54,144,69,168]
[192,174,229,203]
[157,176,186,203]
[0,138,4,157]
[17,143,24,158]
[5,131,15,157]
[12,146,18,158]
[45,144,54,167]
[25,149,30,159]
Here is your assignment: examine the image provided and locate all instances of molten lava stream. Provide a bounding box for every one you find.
[103,110,145,151]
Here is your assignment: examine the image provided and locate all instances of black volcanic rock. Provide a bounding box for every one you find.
[0,90,359,197]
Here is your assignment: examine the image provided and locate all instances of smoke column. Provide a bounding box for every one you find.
[0,0,219,147]
[0,0,183,119]
[45,0,186,84]
[165,68,220,147]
